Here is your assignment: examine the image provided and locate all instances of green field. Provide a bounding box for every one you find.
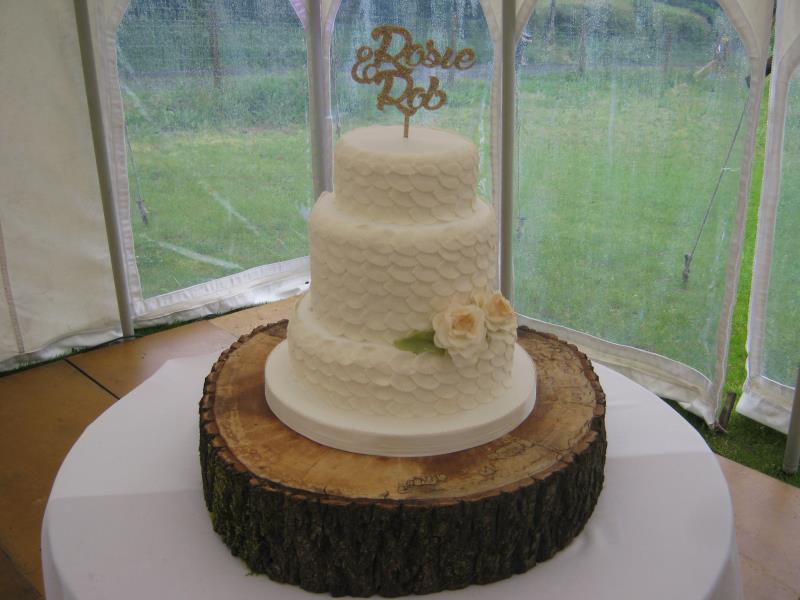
[118,0,799,486]
[129,126,311,294]
[513,70,745,377]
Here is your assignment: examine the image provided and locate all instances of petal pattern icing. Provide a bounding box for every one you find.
[288,295,514,417]
[309,193,497,344]
[286,125,516,420]
[334,126,478,224]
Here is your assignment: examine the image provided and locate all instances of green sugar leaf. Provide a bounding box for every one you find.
[393,330,446,356]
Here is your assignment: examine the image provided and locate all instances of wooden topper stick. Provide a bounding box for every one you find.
[351,25,476,138]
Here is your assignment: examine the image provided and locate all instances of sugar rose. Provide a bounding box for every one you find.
[484,292,516,333]
[472,289,517,333]
[433,304,488,365]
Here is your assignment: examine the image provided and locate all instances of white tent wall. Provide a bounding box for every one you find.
[707,0,773,418]
[0,1,121,370]
[93,0,144,324]
[739,0,800,433]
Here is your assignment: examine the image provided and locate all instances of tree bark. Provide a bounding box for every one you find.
[200,323,606,596]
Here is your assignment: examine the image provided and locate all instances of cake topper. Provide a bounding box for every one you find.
[351,25,476,138]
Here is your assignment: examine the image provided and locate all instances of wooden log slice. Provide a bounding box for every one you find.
[200,323,606,597]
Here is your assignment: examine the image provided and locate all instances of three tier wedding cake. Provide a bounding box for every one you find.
[264,124,537,456]
[202,27,605,596]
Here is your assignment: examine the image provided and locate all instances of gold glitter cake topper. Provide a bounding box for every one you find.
[351,25,476,138]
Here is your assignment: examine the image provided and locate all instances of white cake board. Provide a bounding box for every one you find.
[264,341,537,457]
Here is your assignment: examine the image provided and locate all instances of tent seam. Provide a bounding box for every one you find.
[0,218,25,354]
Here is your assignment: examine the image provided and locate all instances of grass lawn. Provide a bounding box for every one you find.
[513,70,745,378]
[129,127,311,296]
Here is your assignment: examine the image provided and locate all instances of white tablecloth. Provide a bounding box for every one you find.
[42,353,743,600]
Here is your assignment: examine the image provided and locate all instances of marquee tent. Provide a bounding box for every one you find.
[0,0,795,433]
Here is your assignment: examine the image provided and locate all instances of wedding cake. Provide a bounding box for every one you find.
[264,124,536,456]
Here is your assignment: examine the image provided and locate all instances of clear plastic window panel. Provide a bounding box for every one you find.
[764,71,800,387]
[513,1,750,378]
[117,0,312,298]
[331,0,494,201]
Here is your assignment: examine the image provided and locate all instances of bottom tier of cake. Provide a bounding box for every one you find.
[265,338,536,456]
[286,293,516,418]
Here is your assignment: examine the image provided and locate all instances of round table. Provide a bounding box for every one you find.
[42,351,743,600]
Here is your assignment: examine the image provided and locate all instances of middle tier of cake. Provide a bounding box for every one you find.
[309,191,497,344]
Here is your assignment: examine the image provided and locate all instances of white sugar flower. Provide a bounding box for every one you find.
[472,289,517,334]
[432,304,488,366]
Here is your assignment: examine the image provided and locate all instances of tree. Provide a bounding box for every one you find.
[206,0,222,92]
[546,0,557,47]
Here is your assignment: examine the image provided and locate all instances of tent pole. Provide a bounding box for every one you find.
[73,0,135,337]
[783,367,800,474]
[500,0,515,302]
[308,0,328,198]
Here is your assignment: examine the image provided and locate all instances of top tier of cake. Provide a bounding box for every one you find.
[333,125,479,224]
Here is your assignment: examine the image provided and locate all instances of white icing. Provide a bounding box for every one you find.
[271,124,534,448]
[288,294,513,418]
[309,192,496,343]
[334,125,478,224]
[266,340,536,457]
